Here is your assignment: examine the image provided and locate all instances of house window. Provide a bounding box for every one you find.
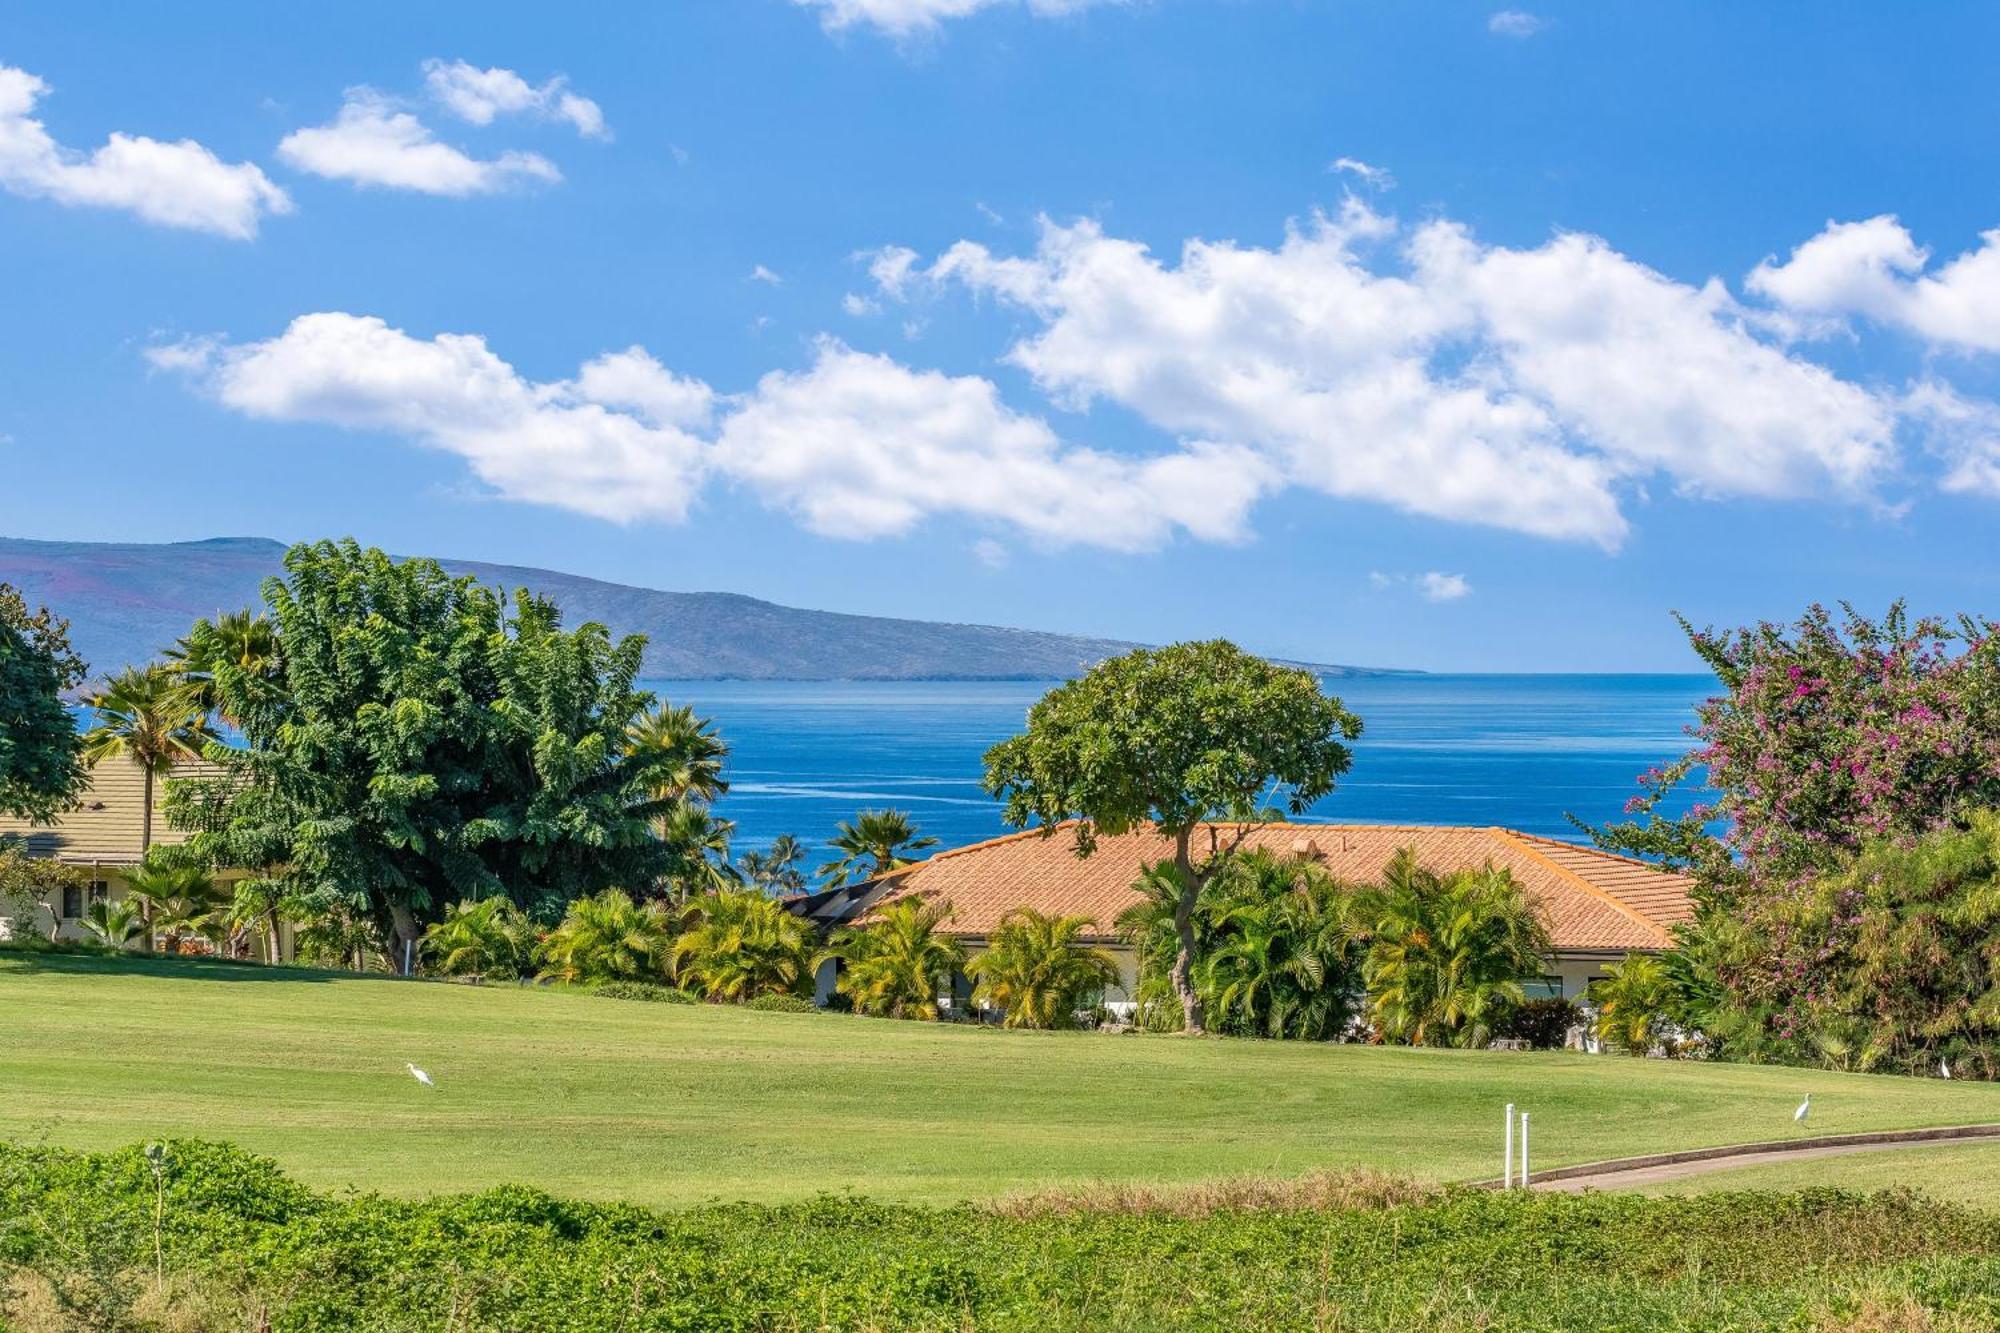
[1519,975,1565,1000]
[89,880,109,904]
[61,885,84,919]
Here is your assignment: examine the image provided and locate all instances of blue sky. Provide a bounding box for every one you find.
[3,1,1998,671]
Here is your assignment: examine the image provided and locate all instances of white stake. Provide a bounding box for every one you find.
[1503,1103,1515,1188]
[1519,1111,1531,1187]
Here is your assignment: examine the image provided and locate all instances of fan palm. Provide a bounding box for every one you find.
[657,803,742,897]
[1354,849,1551,1048]
[124,859,228,954]
[821,896,963,1019]
[535,889,675,985]
[627,702,729,807]
[819,810,938,888]
[670,888,818,1001]
[967,908,1119,1028]
[424,897,537,981]
[740,834,811,896]
[165,610,279,727]
[79,897,145,949]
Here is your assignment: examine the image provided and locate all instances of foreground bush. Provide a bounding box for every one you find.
[5,1140,2000,1331]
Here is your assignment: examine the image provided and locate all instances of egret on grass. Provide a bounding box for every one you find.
[1941,1059,1953,1080]
[1793,1094,1810,1123]
[407,1063,436,1089]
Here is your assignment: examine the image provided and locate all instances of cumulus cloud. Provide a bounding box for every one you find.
[148,315,1261,551]
[1903,380,2000,497]
[1748,215,2000,353]
[795,0,1121,38]
[420,59,608,139]
[277,89,560,195]
[1488,10,1544,37]
[0,63,290,238]
[748,264,784,285]
[891,200,1906,547]
[1372,571,1472,602]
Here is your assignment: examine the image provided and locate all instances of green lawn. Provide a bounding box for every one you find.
[1634,1141,2000,1209]
[5,951,1998,1208]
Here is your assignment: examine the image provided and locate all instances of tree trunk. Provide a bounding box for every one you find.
[1171,827,1206,1035]
[388,900,420,975]
[137,766,155,954]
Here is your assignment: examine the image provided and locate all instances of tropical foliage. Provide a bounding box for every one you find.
[984,640,1363,1034]
[535,889,676,985]
[670,888,818,1001]
[0,582,86,823]
[821,896,963,1019]
[966,908,1119,1029]
[123,858,229,954]
[0,842,90,942]
[423,897,538,981]
[740,834,810,895]
[80,664,217,854]
[78,897,145,949]
[1353,851,1551,1048]
[1588,954,1673,1056]
[165,609,279,727]
[819,810,937,888]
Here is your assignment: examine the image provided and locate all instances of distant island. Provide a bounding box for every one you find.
[0,536,1411,682]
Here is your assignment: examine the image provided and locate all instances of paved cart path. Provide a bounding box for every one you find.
[1495,1123,2000,1194]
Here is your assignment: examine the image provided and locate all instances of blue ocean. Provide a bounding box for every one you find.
[647,674,1717,858]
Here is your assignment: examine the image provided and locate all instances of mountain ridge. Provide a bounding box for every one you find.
[0,535,1411,681]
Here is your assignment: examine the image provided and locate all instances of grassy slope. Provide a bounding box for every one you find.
[5,953,1999,1207]
[1636,1141,2000,1209]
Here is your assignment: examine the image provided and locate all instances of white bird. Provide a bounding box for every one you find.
[1793,1094,1811,1123]
[1941,1059,1953,1080]
[406,1063,436,1089]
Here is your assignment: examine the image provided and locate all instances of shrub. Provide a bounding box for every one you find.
[590,981,694,1004]
[1492,997,1581,1050]
[745,993,816,1014]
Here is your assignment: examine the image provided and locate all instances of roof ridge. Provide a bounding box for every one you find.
[1488,828,1667,945]
[1505,828,1693,879]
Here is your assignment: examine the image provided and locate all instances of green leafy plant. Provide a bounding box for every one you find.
[1588,954,1674,1056]
[821,896,963,1019]
[744,993,816,1014]
[124,858,229,955]
[670,888,817,1001]
[591,981,695,1004]
[423,897,537,981]
[0,582,87,823]
[818,809,938,889]
[79,898,146,950]
[536,889,674,985]
[967,908,1119,1029]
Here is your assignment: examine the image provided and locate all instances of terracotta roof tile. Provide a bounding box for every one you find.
[860,821,1691,953]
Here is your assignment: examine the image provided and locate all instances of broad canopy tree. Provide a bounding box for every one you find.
[982,640,1363,1035]
[182,540,706,971]
[0,582,87,823]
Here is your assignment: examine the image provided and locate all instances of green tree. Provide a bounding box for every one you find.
[124,858,228,955]
[821,896,964,1019]
[0,583,87,823]
[423,897,536,981]
[165,610,279,727]
[1588,953,1673,1056]
[966,908,1119,1029]
[819,810,937,889]
[535,889,675,985]
[1355,850,1551,1049]
[0,842,90,942]
[656,803,742,898]
[984,641,1363,1034]
[181,540,702,970]
[670,889,818,1001]
[626,702,729,807]
[740,835,811,896]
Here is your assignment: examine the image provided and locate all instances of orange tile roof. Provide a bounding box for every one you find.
[858,821,1691,953]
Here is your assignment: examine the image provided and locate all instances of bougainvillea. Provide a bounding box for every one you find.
[1595,603,2000,1032]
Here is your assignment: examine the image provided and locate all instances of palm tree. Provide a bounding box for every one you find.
[627,702,729,807]
[424,898,537,981]
[1588,953,1672,1056]
[79,897,145,950]
[967,908,1119,1029]
[740,834,811,896]
[1196,849,1361,1040]
[165,610,279,726]
[124,859,228,955]
[819,810,938,888]
[1354,850,1551,1048]
[820,896,964,1019]
[535,889,676,985]
[670,888,818,1001]
[657,803,743,898]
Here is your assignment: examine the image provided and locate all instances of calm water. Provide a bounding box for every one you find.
[646,674,1716,858]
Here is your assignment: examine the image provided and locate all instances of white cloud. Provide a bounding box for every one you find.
[896,201,1903,547]
[1328,156,1393,190]
[150,316,1262,551]
[1748,216,2000,354]
[972,537,1010,568]
[795,0,1121,38]
[421,59,608,139]
[0,63,290,238]
[1903,380,2000,497]
[842,292,882,317]
[277,89,560,196]
[1488,10,1544,37]
[716,339,1270,548]
[748,264,784,285]
[1370,570,1472,601]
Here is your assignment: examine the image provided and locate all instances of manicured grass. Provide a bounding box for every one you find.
[5,951,1998,1207]
[1636,1141,2000,1209]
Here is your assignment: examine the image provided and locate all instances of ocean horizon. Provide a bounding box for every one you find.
[645,673,1717,860]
